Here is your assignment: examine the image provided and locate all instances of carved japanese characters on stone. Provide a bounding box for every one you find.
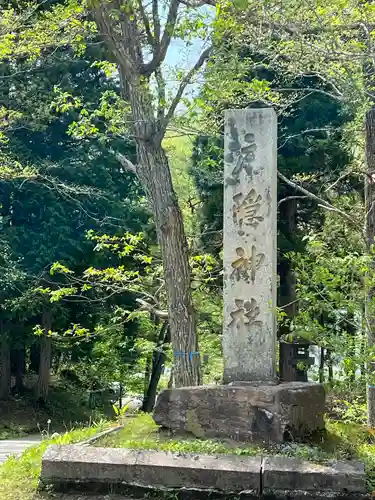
[228,298,263,329]
[233,189,264,234]
[223,108,277,384]
[225,118,257,185]
[231,245,265,283]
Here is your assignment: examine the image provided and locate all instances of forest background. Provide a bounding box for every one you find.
[0,0,372,432]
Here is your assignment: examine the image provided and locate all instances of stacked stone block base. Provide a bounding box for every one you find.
[153,382,325,443]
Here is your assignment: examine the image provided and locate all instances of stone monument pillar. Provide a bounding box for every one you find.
[153,108,325,444]
[223,108,277,384]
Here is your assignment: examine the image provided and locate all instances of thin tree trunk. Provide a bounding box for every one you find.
[279,198,298,381]
[319,347,325,384]
[362,308,366,382]
[365,109,375,427]
[143,354,152,400]
[36,312,53,402]
[143,322,170,412]
[326,349,334,383]
[0,327,11,400]
[343,316,356,383]
[11,347,25,394]
[129,98,200,388]
[29,342,40,373]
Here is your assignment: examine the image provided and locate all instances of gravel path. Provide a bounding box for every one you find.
[0,434,41,464]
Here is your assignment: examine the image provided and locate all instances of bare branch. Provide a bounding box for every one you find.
[93,4,137,78]
[152,0,161,42]
[155,67,166,121]
[278,195,309,206]
[137,0,155,47]
[274,87,343,102]
[179,0,216,5]
[300,72,344,98]
[277,171,358,226]
[113,151,137,174]
[163,46,212,128]
[143,0,180,76]
[278,127,340,150]
[136,298,169,319]
[324,171,353,192]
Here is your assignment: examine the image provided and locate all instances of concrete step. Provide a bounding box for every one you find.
[40,445,366,499]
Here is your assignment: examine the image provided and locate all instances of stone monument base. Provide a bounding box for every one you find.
[153,382,325,444]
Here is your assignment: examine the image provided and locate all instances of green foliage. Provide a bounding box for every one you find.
[332,398,367,425]
[96,413,264,456]
[289,207,369,379]
[0,1,154,402]
[164,135,200,238]
[0,423,107,500]
[112,401,131,418]
[0,0,373,424]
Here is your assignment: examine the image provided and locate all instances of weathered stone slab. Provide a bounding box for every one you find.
[261,491,369,500]
[153,382,325,443]
[262,456,366,494]
[40,446,367,499]
[40,445,366,500]
[223,108,277,384]
[41,445,261,494]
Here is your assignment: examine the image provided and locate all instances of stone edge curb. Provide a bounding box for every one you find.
[78,424,125,446]
[39,445,367,499]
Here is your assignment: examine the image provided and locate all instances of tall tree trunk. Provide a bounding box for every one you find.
[319,347,325,384]
[279,198,298,381]
[29,342,40,373]
[326,349,334,384]
[130,98,200,388]
[11,347,26,394]
[143,354,152,400]
[0,327,11,400]
[365,109,375,427]
[142,322,170,413]
[93,4,201,387]
[36,312,53,402]
[343,315,356,383]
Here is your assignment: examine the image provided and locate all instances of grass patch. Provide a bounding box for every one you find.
[0,423,107,500]
[4,414,375,499]
[97,413,265,456]
[96,414,375,492]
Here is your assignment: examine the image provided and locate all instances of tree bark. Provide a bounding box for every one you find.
[29,342,40,373]
[0,327,11,400]
[343,315,356,383]
[319,347,325,384]
[279,197,298,381]
[11,347,26,393]
[326,349,334,383]
[36,312,53,402]
[142,322,170,412]
[136,140,200,387]
[93,3,201,388]
[143,354,152,400]
[365,109,375,427]
[168,366,174,388]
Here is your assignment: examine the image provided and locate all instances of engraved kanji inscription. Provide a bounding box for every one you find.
[228,298,263,329]
[233,189,264,233]
[225,118,257,185]
[231,245,265,283]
